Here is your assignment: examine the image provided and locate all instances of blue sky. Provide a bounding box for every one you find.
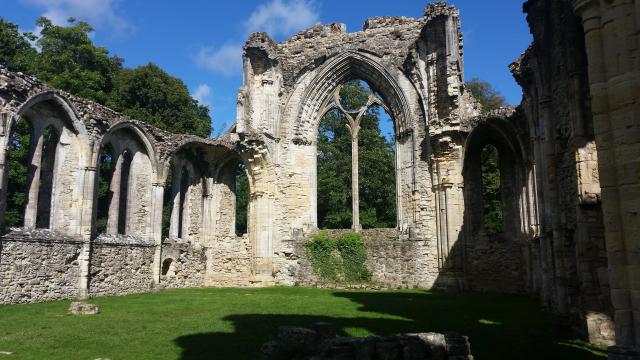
[3,0,532,137]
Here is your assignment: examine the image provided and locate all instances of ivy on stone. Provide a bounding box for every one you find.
[304,231,371,284]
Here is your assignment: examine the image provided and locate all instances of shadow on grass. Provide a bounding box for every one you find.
[174,291,606,360]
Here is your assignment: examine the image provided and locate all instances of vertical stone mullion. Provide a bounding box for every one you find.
[23,124,44,229]
[169,165,182,239]
[106,153,123,234]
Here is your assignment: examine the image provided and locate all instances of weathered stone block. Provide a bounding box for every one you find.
[68,302,99,315]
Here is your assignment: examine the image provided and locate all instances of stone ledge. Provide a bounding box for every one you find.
[262,323,473,360]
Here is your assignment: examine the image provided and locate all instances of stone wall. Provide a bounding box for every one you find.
[0,231,81,304]
[296,229,439,289]
[511,0,615,346]
[88,238,156,297]
[464,233,527,293]
[205,235,254,287]
[159,240,206,289]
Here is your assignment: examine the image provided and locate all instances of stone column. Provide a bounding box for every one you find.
[169,165,182,239]
[23,124,43,229]
[106,153,123,234]
[0,112,11,230]
[573,0,640,353]
[151,182,164,285]
[77,165,97,300]
[350,133,361,231]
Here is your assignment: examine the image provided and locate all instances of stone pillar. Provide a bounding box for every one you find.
[432,135,465,289]
[23,124,43,229]
[77,165,97,300]
[151,182,164,285]
[169,165,182,239]
[350,134,361,231]
[0,112,11,230]
[252,193,274,281]
[573,0,640,352]
[106,153,123,234]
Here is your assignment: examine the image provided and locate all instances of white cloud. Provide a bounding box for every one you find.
[192,84,212,107]
[21,0,131,35]
[244,0,319,37]
[195,0,319,76]
[195,44,243,76]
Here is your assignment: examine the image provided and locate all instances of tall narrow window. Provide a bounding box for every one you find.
[358,104,396,229]
[177,166,189,239]
[96,145,115,234]
[235,162,248,236]
[35,126,59,229]
[317,108,352,229]
[5,119,32,227]
[117,150,132,235]
[162,165,174,240]
[481,144,503,234]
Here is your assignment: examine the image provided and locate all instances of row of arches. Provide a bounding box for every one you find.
[0,93,251,244]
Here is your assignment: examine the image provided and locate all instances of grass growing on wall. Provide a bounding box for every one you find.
[305,230,372,283]
[0,287,606,360]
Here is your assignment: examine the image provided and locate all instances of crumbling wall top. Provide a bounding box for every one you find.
[423,1,460,20]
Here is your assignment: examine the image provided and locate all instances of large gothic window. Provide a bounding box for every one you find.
[316,80,396,230]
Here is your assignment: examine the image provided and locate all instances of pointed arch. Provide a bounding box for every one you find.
[13,91,86,136]
[290,51,415,144]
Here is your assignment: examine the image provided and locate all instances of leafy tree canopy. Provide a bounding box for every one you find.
[0,17,212,137]
[466,77,507,114]
[34,17,123,104]
[108,63,211,137]
[0,17,37,72]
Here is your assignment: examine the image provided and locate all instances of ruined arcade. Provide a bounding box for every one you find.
[0,0,639,357]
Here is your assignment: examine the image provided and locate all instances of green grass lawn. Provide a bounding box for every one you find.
[0,287,606,359]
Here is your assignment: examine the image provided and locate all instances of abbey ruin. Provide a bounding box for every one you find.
[0,0,638,357]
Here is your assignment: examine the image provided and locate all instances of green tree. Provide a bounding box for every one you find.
[466,77,507,114]
[33,17,123,104]
[107,63,211,137]
[317,80,396,229]
[0,17,37,72]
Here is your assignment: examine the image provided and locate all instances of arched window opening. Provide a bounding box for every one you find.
[117,150,132,235]
[481,144,503,234]
[95,145,115,234]
[316,79,397,230]
[35,126,60,229]
[165,164,192,240]
[5,119,61,230]
[161,166,173,240]
[161,258,175,276]
[235,162,248,236]
[5,118,32,227]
